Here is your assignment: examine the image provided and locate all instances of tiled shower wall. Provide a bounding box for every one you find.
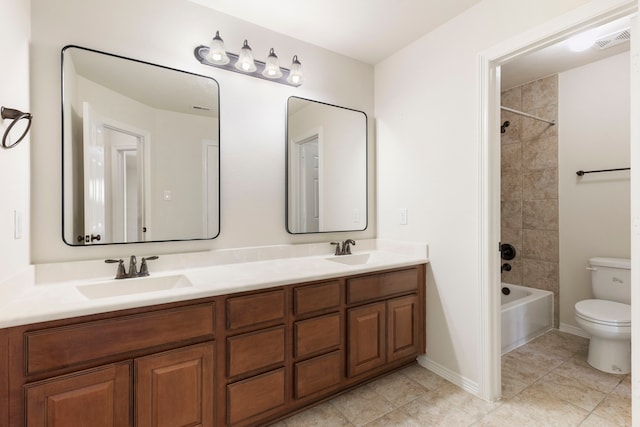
[501,75,559,327]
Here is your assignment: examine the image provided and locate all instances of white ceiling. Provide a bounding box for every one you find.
[189,1,631,91]
[188,0,482,64]
[501,16,631,90]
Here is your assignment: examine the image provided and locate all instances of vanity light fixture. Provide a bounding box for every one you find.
[194,31,303,87]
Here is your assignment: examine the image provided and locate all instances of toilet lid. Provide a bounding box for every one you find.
[575,299,630,326]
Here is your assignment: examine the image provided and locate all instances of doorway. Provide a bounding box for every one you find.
[478,2,638,402]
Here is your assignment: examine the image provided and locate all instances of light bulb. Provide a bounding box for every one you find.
[262,48,283,79]
[234,40,257,73]
[206,31,230,65]
[287,55,303,86]
[567,28,598,52]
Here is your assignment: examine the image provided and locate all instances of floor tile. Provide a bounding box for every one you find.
[367,370,428,407]
[398,363,448,391]
[553,355,625,394]
[271,330,631,427]
[533,371,606,412]
[329,383,394,426]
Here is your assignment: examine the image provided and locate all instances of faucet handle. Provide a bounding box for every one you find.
[139,256,159,277]
[330,242,343,256]
[105,259,127,279]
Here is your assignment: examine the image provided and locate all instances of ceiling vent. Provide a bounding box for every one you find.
[594,29,631,50]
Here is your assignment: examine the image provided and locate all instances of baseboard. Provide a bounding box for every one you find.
[417,354,479,396]
[559,323,590,339]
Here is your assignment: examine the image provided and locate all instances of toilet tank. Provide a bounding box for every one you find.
[590,257,631,304]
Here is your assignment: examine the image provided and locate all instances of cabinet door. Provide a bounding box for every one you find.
[347,302,386,377]
[135,342,215,427]
[387,295,420,362]
[25,362,130,427]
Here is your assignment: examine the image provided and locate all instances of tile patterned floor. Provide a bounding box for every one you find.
[270,330,631,426]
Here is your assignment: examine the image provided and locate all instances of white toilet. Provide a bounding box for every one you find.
[574,257,631,374]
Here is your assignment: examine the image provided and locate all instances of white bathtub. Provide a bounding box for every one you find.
[501,283,553,354]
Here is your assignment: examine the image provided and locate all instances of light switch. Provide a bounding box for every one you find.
[14,210,23,239]
[399,208,408,225]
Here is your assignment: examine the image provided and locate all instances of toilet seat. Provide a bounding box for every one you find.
[575,299,630,327]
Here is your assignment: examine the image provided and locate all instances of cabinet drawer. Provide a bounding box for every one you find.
[294,281,341,316]
[295,351,342,399]
[25,303,215,375]
[227,368,285,425]
[227,327,285,378]
[294,313,341,358]
[227,290,285,330]
[347,268,418,304]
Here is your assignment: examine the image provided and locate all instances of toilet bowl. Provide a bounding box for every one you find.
[574,257,631,374]
[575,299,630,374]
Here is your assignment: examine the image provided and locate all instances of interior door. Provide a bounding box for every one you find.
[82,102,106,244]
[298,137,319,232]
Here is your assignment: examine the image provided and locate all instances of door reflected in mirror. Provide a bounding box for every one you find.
[286,97,367,234]
[62,46,220,245]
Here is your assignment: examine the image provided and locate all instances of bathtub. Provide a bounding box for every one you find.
[501,283,553,354]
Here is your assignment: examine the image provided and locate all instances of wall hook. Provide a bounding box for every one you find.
[1,106,32,149]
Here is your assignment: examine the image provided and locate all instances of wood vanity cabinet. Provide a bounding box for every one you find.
[347,268,422,378]
[4,264,425,426]
[8,301,217,427]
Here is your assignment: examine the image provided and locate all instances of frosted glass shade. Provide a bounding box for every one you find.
[287,55,304,85]
[206,31,230,65]
[262,48,283,79]
[234,40,257,72]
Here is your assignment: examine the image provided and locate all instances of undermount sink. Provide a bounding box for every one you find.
[326,253,371,265]
[76,274,193,299]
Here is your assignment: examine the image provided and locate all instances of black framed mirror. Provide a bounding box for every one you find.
[62,45,220,245]
[286,96,367,234]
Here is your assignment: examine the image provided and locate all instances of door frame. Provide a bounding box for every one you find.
[477,0,638,401]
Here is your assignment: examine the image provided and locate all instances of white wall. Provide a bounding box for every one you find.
[558,52,631,330]
[29,0,375,263]
[375,0,594,389]
[0,0,30,283]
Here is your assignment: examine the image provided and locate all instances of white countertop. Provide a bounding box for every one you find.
[0,240,428,328]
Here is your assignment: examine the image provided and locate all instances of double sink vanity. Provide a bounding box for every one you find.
[0,45,429,426]
[0,240,428,426]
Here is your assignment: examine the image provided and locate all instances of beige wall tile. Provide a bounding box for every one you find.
[522,259,558,291]
[521,105,557,141]
[522,75,558,111]
[523,168,557,200]
[501,142,522,173]
[501,86,522,109]
[501,172,523,201]
[523,199,558,230]
[522,229,559,262]
[522,136,558,170]
[501,201,522,230]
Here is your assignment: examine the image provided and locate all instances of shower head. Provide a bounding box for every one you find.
[500,120,510,134]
